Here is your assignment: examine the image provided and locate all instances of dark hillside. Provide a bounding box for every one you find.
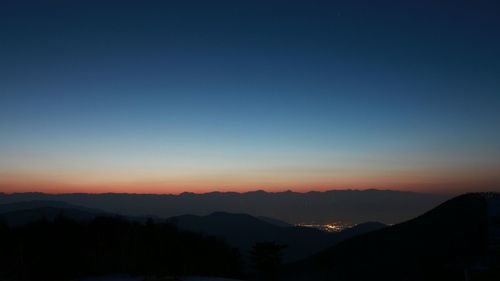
[0,216,241,281]
[281,193,490,281]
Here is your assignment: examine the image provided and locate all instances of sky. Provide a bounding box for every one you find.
[1,0,499,194]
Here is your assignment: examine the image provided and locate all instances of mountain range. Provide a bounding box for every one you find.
[0,200,385,262]
[0,189,448,224]
[1,192,499,280]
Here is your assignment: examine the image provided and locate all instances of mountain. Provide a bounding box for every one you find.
[0,206,100,227]
[0,200,110,226]
[0,200,386,263]
[0,200,102,214]
[256,216,292,227]
[0,189,448,224]
[280,193,496,281]
[334,221,387,240]
[169,211,385,262]
[0,200,160,226]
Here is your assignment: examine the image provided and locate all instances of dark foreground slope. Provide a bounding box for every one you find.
[280,193,493,281]
[0,216,241,281]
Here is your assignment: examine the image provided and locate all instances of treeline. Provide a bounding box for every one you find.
[0,215,241,280]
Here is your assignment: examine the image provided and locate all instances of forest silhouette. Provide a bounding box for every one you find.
[0,215,242,280]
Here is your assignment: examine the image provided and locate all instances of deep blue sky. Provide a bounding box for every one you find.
[1,0,499,193]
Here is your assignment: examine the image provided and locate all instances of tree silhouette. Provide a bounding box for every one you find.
[0,215,241,280]
[250,241,287,279]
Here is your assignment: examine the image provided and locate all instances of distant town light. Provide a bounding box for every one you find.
[295,222,354,232]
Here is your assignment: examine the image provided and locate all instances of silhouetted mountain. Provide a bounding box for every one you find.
[172,211,280,235]
[169,211,385,262]
[280,193,497,281]
[256,216,292,227]
[334,221,387,240]
[0,200,111,226]
[0,201,162,227]
[0,189,448,224]
[0,206,99,227]
[0,200,100,214]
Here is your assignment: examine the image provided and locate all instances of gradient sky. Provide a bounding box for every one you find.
[1,0,500,194]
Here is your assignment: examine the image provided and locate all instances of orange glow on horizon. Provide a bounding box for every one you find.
[1,175,499,195]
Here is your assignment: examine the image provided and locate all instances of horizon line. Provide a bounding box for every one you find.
[0,188,460,196]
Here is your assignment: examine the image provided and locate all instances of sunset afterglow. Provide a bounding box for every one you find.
[1,1,499,194]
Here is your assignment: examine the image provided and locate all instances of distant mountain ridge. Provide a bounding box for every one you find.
[256,215,292,227]
[0,200,161,226]
[0,200,101,214]
[0,206,99,227]
[0,201,112,227]
[0,189,448,224]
